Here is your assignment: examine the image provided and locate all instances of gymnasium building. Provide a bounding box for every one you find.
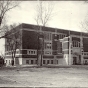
[5,23,88,66]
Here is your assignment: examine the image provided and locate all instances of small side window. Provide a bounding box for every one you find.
[26,60,29,64]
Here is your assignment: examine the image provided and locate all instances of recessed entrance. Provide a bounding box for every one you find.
[73,57,77,65]
[73,55,81,65]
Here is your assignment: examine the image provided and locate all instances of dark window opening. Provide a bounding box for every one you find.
[26,60,29,64]
[31,51,33,54]
[31,60,33,64]
[43,60,45,64]
[51,60,53,64]
[47,60,49,64]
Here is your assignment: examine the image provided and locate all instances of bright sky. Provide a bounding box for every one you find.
[0,1,88,55]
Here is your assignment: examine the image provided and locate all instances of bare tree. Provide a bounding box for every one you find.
[5,24,22,66]
[80,14,88,33]
[34,1,54,66]
[0,0,21,41]
[35,1,54,26]
[0,24,11,38]
[80,1,88,32]
[80,17,88,33]
[0,0,20,26]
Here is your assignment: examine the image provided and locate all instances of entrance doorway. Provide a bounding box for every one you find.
[73,57,77,65]
[73,55,81,65]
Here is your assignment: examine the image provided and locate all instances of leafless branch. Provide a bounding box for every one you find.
[5,24,22,65]
[34,1,54,26]
[80,16,88,33]
[0,0,21,26]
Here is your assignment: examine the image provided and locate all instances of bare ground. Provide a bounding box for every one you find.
[0,66,88,87]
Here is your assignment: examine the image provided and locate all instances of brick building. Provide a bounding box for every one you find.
[5,23,88,66]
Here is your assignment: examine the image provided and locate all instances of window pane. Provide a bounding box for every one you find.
[43,60,45,64]
[31,51,33,54]
[31,60,33,64]
[51,60,53,64]
[47,60,49,64]
[26,60,29,64]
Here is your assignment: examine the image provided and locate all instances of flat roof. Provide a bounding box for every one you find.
[17,23,88,36]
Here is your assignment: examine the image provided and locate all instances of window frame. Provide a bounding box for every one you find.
[26,60,29,64]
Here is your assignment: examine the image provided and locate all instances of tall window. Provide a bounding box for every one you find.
[47,60,49,64]
[51,60,53,64]
[26,60,29,64]
[44,42,52,55]
[31,60,33,64]
[44,42,52,49]
[43,60,46,64]
[72,41,80,47]
[44,32,52,40]
[58,34,66,39]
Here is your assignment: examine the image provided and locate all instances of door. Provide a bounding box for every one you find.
[73,57,77,65]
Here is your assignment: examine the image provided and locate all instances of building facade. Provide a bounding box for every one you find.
[5,23,88,66]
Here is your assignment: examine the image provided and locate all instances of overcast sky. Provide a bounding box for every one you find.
[0,1,88,55]
[6,1,88,31]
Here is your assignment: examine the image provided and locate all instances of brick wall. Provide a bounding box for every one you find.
[83,38,88,52]
[22,30,38,49]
